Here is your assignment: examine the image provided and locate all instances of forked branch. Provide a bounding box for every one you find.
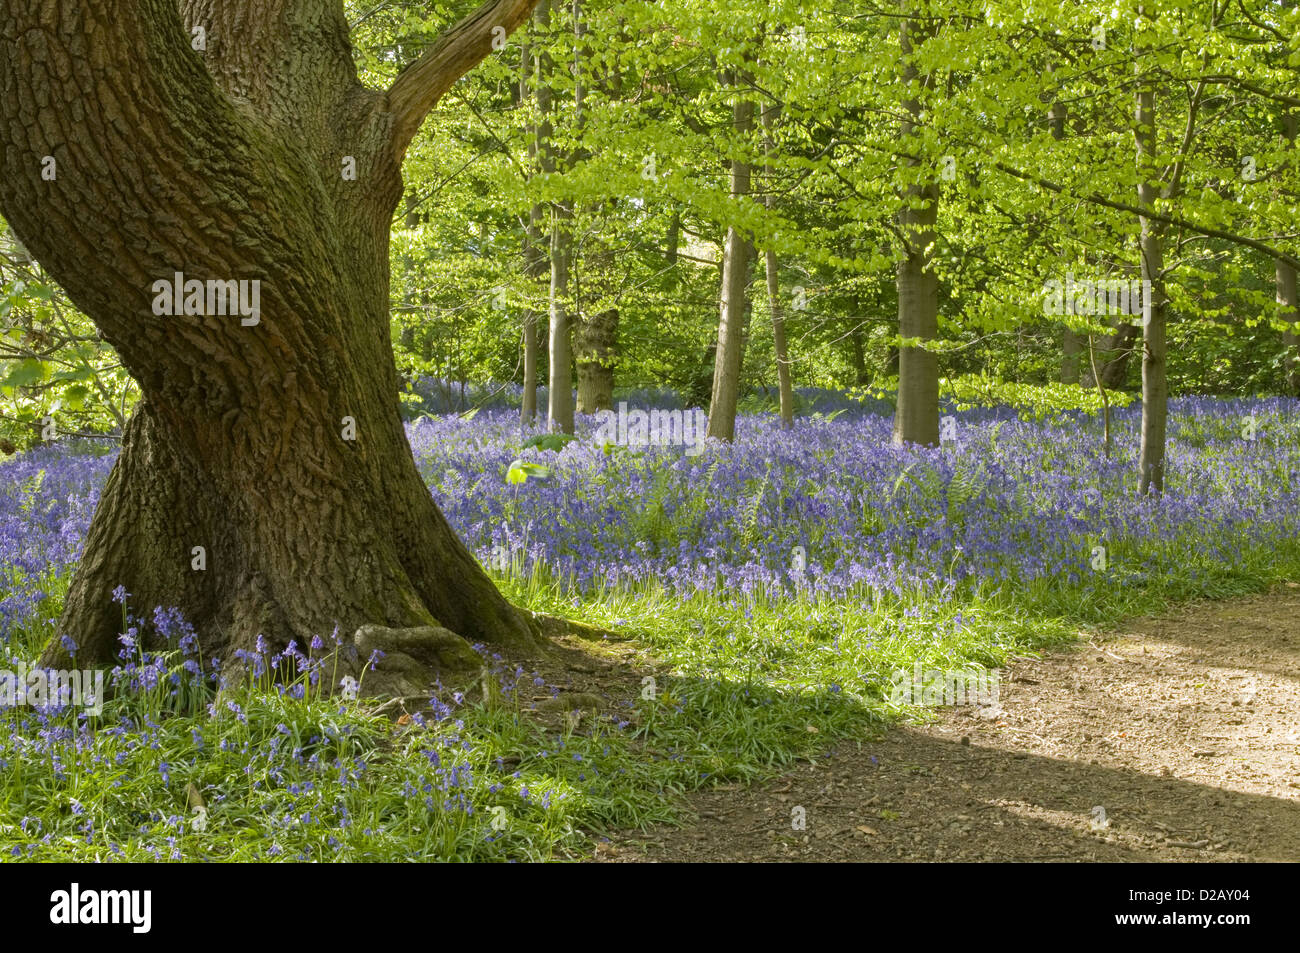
[386,0,541,160]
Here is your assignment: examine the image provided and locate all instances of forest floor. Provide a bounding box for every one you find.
[585,587,1300,862]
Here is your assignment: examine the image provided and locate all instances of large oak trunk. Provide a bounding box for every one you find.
[0,0,542,681]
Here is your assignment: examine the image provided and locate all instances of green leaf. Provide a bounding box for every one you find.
[62,383,91,411]
[505,459,551,484]
[50,366,97,383]
[522,432,576,452]
[2,357,48,390]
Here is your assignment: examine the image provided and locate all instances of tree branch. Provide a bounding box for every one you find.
[386,0,542,160]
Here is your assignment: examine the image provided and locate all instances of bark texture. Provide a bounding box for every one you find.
[575,308,619,412]
[0,0,543,678]
[706,71,756,443]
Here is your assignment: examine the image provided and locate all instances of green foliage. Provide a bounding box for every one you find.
[941,375,1137,417]
[522,432,577,452]
[0,225,134,451]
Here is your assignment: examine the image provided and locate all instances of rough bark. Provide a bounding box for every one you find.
[575,308,619,412]
[0,0,543,680]
[706,70,756,443]
[892,11,940,447]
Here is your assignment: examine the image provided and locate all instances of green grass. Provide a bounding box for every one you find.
[3,540,1297,861]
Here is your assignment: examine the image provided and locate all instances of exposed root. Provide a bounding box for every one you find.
[354,624,483,698]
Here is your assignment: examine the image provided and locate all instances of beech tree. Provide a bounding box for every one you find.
[706,66,757,443]
[0,0,548,682]
[892,9,940,448]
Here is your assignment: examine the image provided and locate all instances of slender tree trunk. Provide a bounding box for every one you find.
[849,324,870,385]
[521,204,544,424]
[535,0,573,434]
[1281,113,1299,395]
[0,0,543,681]
[765,250,793,427]
[548,203,574,432]
[892,11,939,447]
[665,210,681,266]
[762,99,794,428]
[1280,259,1300,395]
[528,3,557,426]
[706,69,756,442]
[1136,67,1167,495]
[519,24,543,425]
[1047,73,1085,385]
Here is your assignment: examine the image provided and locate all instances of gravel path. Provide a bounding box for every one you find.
[592,587,1300,862]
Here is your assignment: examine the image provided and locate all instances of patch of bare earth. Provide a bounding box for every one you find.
[590,587,1300,862]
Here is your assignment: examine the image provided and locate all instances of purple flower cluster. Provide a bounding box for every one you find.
[2,397,1298,649]
[411,395,1300,599]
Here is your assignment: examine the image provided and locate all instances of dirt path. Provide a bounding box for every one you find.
[591,587,1300,862]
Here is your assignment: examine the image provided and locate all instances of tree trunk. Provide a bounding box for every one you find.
[665,210,681,266]
[521,204,544,424]
[548,203,575,433]
[1280,259,1300,395]
[1136,70,1167,495]
[765,250,794,427]
[1281,113,1299,395]
[761,99,794,428]
[849,324,870,385]
[892,11,940,447]
[1062,329,1083,384]
[545,0,580,434]
[519,21,545,426]
[706,70,756,442]
[0,0,543,682]
[1049,90,1084,386]
[1081,320,1139,389]
[576,308,619,412]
